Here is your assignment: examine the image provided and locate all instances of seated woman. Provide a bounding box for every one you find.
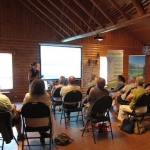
[80,77,109,131]
[109,75,126,93]
[117,76,148,127]
[22,79,53,145]
[51,75,66,101]
[112,76,136,113]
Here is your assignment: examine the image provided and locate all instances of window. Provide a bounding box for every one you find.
[0,53,13,90]
[100,56,107,84]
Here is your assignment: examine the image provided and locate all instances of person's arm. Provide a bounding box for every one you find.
[126,92,134,102]
[51,86,56,95]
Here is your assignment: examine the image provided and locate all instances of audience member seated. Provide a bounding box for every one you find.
[22,79,53,145]
[87,74,96,89]
[51,75,66,101]
[80,77,109,131]
[117,76,148,127]
[109,75,126,93]
[60,76,80,121]
[112,76,136,113]
[0,91,23,141]
[82,77,100,105]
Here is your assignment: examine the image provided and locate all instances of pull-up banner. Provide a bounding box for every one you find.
[128,55,145,78]
[107,50,123,88]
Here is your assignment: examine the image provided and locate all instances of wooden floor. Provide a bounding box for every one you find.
[1,103,150,150]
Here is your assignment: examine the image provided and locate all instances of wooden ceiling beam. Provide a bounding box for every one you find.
[60,0,93,31]
[18,0,65,38]
[73,0,103,28]
[37,0,77,35]
[87,4,95,32]
[27,0,70,37]
[147,2,150,13]
[48,0,85,33]
[61,13,150,42]
[131,0,145,16]
[109,0,129,20]
[90,0,115,24]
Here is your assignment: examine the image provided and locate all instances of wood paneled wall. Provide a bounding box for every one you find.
[0,0,150,101]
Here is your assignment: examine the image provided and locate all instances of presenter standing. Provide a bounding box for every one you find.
[28,62,44,84]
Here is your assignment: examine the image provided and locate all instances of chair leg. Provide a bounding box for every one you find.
[108,114,113,139]
[137,122,140,134]
[81,111,84,127]
[82,120,89,137]
[64,112,67,129]
[2,140,4,150]
[60,109,63,124]
[76,112,79,122]
[91,121,96,144]
[13,135,19,146]
[49,137,51,150]
[53,105,56,120]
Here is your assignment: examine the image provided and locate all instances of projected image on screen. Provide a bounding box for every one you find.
[40,45,82,80]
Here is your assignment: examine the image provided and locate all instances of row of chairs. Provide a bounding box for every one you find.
[1,89,149,149]
[51,88,114,144]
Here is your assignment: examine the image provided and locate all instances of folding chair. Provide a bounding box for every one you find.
[60,90,84,129]
[127,93,150,134]
[21,102,52,150]
[86,86,94,96]
[82,96,113,144]
[0,110,19,150]
[51,87,62,119]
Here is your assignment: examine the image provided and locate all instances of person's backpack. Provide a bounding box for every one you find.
[54,133,74,146]
[96,123,109,133]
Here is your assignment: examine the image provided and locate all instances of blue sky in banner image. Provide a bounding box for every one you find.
[129,55,145,67]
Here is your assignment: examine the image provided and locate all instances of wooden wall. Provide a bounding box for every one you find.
[0,0,150,101]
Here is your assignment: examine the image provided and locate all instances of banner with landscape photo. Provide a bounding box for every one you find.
[128,55,145,78]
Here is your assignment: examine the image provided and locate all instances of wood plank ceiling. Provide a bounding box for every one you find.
[18,0,150,44]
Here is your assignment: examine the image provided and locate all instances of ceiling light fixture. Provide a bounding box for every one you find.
[94,33,106,41]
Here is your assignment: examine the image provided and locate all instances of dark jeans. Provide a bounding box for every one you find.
[117,95,130,105]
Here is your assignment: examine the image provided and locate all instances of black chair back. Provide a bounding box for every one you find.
[53,87,62,97]
[90,96,112,115]
[118,84,125,91]
[21,102,50,118]
[64,90,82,103]
[0,111,13,142]
[86,86,94,96]
[133,93,150,108]
[125,87,136,99]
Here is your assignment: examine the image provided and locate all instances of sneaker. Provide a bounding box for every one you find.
[80,127,89,132]
[17,134,26,141]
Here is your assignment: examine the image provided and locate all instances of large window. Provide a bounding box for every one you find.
[100,56,107,84]
[0,53,13,90]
